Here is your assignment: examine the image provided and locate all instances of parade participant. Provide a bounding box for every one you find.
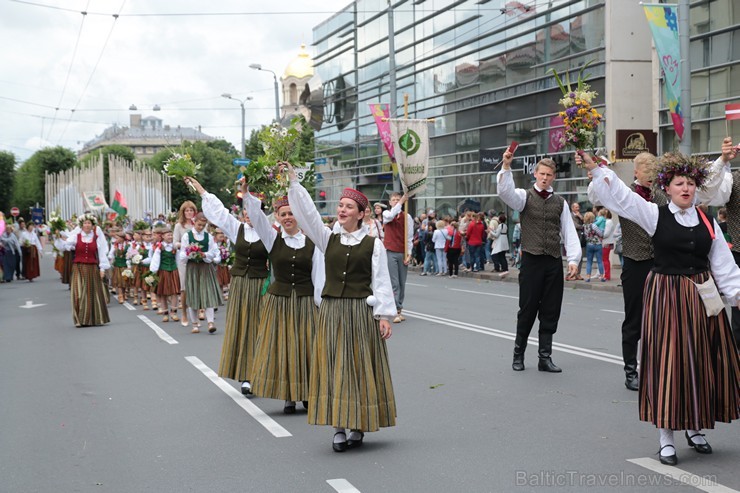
[139,228,156,310]
[150,224,165,312]
[127,229,146,306]
[1,225,21,283]
[242,188,325,414]
[108,231,130,303]
[149,226,181,323]
[19,222,43,282]
[174,201,197,327]
[64,213,110,327]
[190,178,269,394]
[287,163,396,453]
[213,228,232,301]
[497,150,581,373]
[382,192,413,323]
[179,212,222,334]
[584,151,740,466]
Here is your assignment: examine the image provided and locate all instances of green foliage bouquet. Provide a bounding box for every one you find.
[163,153,202,191]
[48,211,67,235]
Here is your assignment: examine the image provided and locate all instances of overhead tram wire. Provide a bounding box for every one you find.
[44,0,91,142]
[54,0,128,146]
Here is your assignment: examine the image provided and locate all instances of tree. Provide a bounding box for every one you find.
[0,151,17,214]
[12,146,77,217]
[79,145,137,200]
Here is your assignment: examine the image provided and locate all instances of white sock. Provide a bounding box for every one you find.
[686,429,707,445]
[205,308,214,323]
[659,429,675,456]
[188,308,198,324]
[348,430,363,441]
[333,427,346,443]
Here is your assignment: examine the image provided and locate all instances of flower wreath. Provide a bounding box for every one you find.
[77,213,98,227]
[652,152,711,190]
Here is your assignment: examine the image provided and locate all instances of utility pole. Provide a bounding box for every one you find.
[678,0,692,154]
[388,0,401,192]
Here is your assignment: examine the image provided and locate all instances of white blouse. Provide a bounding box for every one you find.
[62,228,110,270]
[200,192,261,245]
[591,165,740,303]
[288,179,396,320]
[244,190,325,307]
[149,242,176,273]
[19,230,43,252]
[178,229,220,264]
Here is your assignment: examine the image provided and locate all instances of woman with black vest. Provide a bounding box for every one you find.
[188,178,269,396]
[242,190,325,414]
[286,163,397,453]
[584,152,740,467]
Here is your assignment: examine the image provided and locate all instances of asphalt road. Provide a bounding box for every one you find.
[1,253,738,493]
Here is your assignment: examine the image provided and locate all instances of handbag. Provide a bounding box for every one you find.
[688,276,725,317]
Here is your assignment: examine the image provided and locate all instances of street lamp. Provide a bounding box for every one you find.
[221,93,253,158]
[249,63,280,122]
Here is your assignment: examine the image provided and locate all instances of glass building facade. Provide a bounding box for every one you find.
[311,0,738,218]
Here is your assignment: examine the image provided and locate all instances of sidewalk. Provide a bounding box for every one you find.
[410,259,624,294]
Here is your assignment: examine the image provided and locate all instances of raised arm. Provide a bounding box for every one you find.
[287,166,331,252]
[243,188,277,252]
[496,150,527,212]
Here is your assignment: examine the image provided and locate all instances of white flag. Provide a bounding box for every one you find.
[389,119,429,197]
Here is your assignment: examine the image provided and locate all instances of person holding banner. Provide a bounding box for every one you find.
[382,192,414,324]
[496,149,581,373]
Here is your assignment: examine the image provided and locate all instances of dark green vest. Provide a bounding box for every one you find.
[187,230,209,250]
[267,235,315,297]
[113,244,129,268]
[230,223,269,278]
[160,248,177,272]
[321,234,374,299]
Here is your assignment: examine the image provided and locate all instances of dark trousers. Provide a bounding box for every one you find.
[446,248,460,276]
[3,252,17,281]
[732,252,740,349]
[620,257,654,374]
[515,252,564,347]
[14,252,22,278]
[493,251,508,272]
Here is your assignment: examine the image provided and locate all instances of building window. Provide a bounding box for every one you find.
[290,83,298,105]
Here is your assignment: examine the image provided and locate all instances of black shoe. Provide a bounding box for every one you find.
[659,445,678,465]
[283,402,296,414]
[302,400,309,410]
[512,354,525,371]
[538,358,562,373]
[332,432,348,453]
[685,432,712,454]
[347,431,364,449]
[625,374,639,391]
[241,381,252,396]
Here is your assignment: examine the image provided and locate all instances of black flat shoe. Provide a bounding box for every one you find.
[302,400,309,409]
[347,431,364,449]
[283,402,296,414]
[625,374,639,391]
[241,381,252,396]
[332,432,347,453]
[685,432,712,454]
[538,358,562,373]
[512,355,525,371]
[659,445,678,465]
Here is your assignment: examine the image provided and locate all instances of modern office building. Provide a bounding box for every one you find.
[310,0,739,217]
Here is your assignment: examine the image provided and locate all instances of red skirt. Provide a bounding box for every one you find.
[216,265,231,287]
[22,246,40,280]
[157,269,180,297]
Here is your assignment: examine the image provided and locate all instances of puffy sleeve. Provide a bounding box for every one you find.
[496,169,527,212]
[371,239,396,320]
[244,190,277,252]
[287,178,331,253]
[590,166,659,236]
[311,246,325,307]
[179,232,191,262]
[97,234,110,270]
[149,248,161,273]
[201,192,242,244]
[709,218,740,305]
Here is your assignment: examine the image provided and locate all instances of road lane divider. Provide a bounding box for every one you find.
[627,458,739,492]
[326,479,362,492]
[448,288,518,299]
[123,302,137,311]
[403,310,623,365]
[185,356,292,438]
[137,315,178,345]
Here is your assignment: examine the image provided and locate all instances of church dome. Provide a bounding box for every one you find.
[283,44,314,79]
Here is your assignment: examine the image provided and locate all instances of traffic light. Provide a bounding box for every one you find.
[318,190,327,209]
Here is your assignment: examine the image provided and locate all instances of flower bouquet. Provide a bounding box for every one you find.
[186,244,205,262]
[549,62,603,160]
[131,254,143,265]
[122,269,134,279]
[144,272,159,289]
[48,214,66,235]
[219,245,233,265]
[23,239,31,248]
[163,152,202,191]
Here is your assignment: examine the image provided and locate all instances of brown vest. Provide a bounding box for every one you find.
[267,235,315,297]
[620,183,667,261]
[383,212,407,253]
[230,224,269,278]
[321,234,375,299]
[519,189,565,259]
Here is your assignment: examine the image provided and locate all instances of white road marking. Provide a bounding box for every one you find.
[185,356,292,438]
[601,309,625,315]
[137,315,178,345]
[326,479,362,493]
[123,302,136,311]
[404,310,623,365]
[20,300,46,309]
[627,457,739,492]
[406,282,427,287]
[449,288,518,299]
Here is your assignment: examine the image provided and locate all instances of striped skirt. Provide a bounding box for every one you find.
[218,275,265,381]
[216,265,231,288]
[184,262,223,310]
[250,291,317,401]
[308,298,396,432]
[639,271,740,430]
[156,269,180,297]
[62,251,74,284]
[22,246,40,280]
[71,263,110,327]
[110,266,130,289]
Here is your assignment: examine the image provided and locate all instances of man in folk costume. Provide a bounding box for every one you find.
[382,192,414,323]
[497,150,581,373]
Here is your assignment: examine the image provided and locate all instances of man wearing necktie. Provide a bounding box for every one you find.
[497,150,581,373]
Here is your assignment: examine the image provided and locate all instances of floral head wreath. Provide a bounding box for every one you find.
[652,153,711,190]
[77,213,98,227]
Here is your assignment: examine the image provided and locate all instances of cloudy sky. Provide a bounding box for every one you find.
[0,0,351,163]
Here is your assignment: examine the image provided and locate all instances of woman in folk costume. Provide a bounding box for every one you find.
[582,152,740,466]
[286,163,396,453]
[187,177,269,396]
[2,225,22,283]
[149,226,181,323]
[173,201,197,327]
[213,228,232,300]
[63,213,110,327]
[242,189,325,414]
[137,228,155,310]
[178,212,222,334]
[108,231,131,303]
[19,222,43,282]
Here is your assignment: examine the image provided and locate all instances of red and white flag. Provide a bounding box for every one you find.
[725,103,740,121]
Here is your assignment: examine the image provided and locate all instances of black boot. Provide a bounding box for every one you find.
[512,335,526,371]
[624,363,639,391]
[537,333,562,373]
